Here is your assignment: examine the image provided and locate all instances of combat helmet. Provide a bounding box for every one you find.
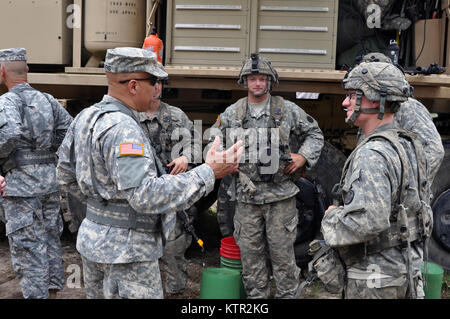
[237,53,279,96]
[342,61,413,123]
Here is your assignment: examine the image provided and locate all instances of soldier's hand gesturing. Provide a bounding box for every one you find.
[167,156,188,175]
[206,136,243,179]
[284,153,307,174]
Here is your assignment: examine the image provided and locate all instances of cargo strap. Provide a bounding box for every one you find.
[86,198,161,233]
[2,149,56,173]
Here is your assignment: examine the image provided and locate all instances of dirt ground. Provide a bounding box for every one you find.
[0,234,339,299]
[0,234,447,300]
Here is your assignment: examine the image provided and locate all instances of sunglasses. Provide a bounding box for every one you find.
[119,77,159,86]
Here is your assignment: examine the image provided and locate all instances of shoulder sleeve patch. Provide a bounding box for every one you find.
[120,143,144,156]
[216,115,221,127]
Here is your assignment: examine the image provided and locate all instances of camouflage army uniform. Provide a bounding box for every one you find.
[320,62,431,299]
[322,124,426,299]
[139,101,201,294]
[211,93,324,298]
[57,48,216,299]
[357,53,445,186]
[0,48,73,299]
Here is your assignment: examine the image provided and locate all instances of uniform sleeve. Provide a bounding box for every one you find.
[56,122,78,191]
[0,100,22,159]
[321,145,397,247]
[44,94,74,150]
[289,101,324,168]
[395,99,444,182]
[101,122,215,215]
[206,109,231,153]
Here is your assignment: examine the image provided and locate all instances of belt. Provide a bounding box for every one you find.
[2,149,56,173]
[86,198,161,233]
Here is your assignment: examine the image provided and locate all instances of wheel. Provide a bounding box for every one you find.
[428,140,450,270]
[216,141,347,269]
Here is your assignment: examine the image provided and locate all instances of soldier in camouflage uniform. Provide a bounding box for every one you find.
[56,47,242,299]
[139,70,201,295]
[358,53,444,185]
[0,48,73,299]
[209,54,324,298]
[320,61,432,298]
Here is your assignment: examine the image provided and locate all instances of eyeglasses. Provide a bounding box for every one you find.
[119,77,159,86]
[345,92,357,101]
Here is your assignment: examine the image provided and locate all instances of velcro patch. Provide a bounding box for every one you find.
[120,143,144,156]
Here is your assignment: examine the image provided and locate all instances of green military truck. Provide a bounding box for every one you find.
[0,0,449,270]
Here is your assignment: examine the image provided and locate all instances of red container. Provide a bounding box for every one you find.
[220,236,241,259]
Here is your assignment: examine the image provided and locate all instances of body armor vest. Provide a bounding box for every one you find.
[336,128,432,265]
[232,96,292,183]
[1,87,56,174]
[69,101,163,233]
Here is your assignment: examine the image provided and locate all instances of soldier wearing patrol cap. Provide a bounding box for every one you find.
[357,52,444,186]
[209,53,324,298]
[139,64,202,296]
[56,47,243,299]
[319,61,432,298]
[0,48,73,299]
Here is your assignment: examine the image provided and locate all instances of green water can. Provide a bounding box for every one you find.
[421,261,444,299]
[200,267,242,299]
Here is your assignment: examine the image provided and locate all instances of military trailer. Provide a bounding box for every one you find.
[0,0,449,271]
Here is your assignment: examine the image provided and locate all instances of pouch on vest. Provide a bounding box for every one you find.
[310,245,346,294]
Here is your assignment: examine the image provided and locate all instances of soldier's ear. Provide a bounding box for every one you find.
[128,79,138,95]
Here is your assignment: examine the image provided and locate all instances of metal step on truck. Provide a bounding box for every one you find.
[0,0,449,271]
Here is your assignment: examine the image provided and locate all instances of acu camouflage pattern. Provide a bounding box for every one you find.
[0,72,72,298]
[234,197,300,299]
[57,94,215,298]
[321,124,426,299]
[0,47,27,61]
[139,102,200,294]
[357,0,412,30]
[211,94,324,204]
[356,52,444,186]
[82,256,163,299]
[237,55,279,86]
[343,62,413,103]
[104,47,167,78]
[211,94,323,299]
[0,83,73,196]
[3,194,65,299]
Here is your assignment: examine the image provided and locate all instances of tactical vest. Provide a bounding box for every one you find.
[336,128,432,266]
[1,87,56,174]
[233,96,292,183]
[142,102,185,168]
[69,101,163,233]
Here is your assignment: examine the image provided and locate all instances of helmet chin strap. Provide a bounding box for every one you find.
[345,90,363,124]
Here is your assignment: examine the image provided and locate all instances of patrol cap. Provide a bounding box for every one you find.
[0,48,27,62]
[104,47,168,78]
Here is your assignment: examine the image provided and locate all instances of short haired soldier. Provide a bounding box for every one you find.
[56,47,243,299]
[210,54,324,298]
[319,62,432,298]
[358,52,444,185]
[0,48,73,299]
[139,67,201,295]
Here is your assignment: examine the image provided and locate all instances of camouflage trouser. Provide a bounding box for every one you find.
[234,197,300,299]
[3,193,65,299]
[160,217,192,294]
[81,256,164,299]
[345,276,425,299]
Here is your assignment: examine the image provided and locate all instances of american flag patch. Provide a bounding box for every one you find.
[120,143,144,156]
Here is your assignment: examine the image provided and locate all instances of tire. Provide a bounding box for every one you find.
[428,140,450,270]
[216,141,347,269]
